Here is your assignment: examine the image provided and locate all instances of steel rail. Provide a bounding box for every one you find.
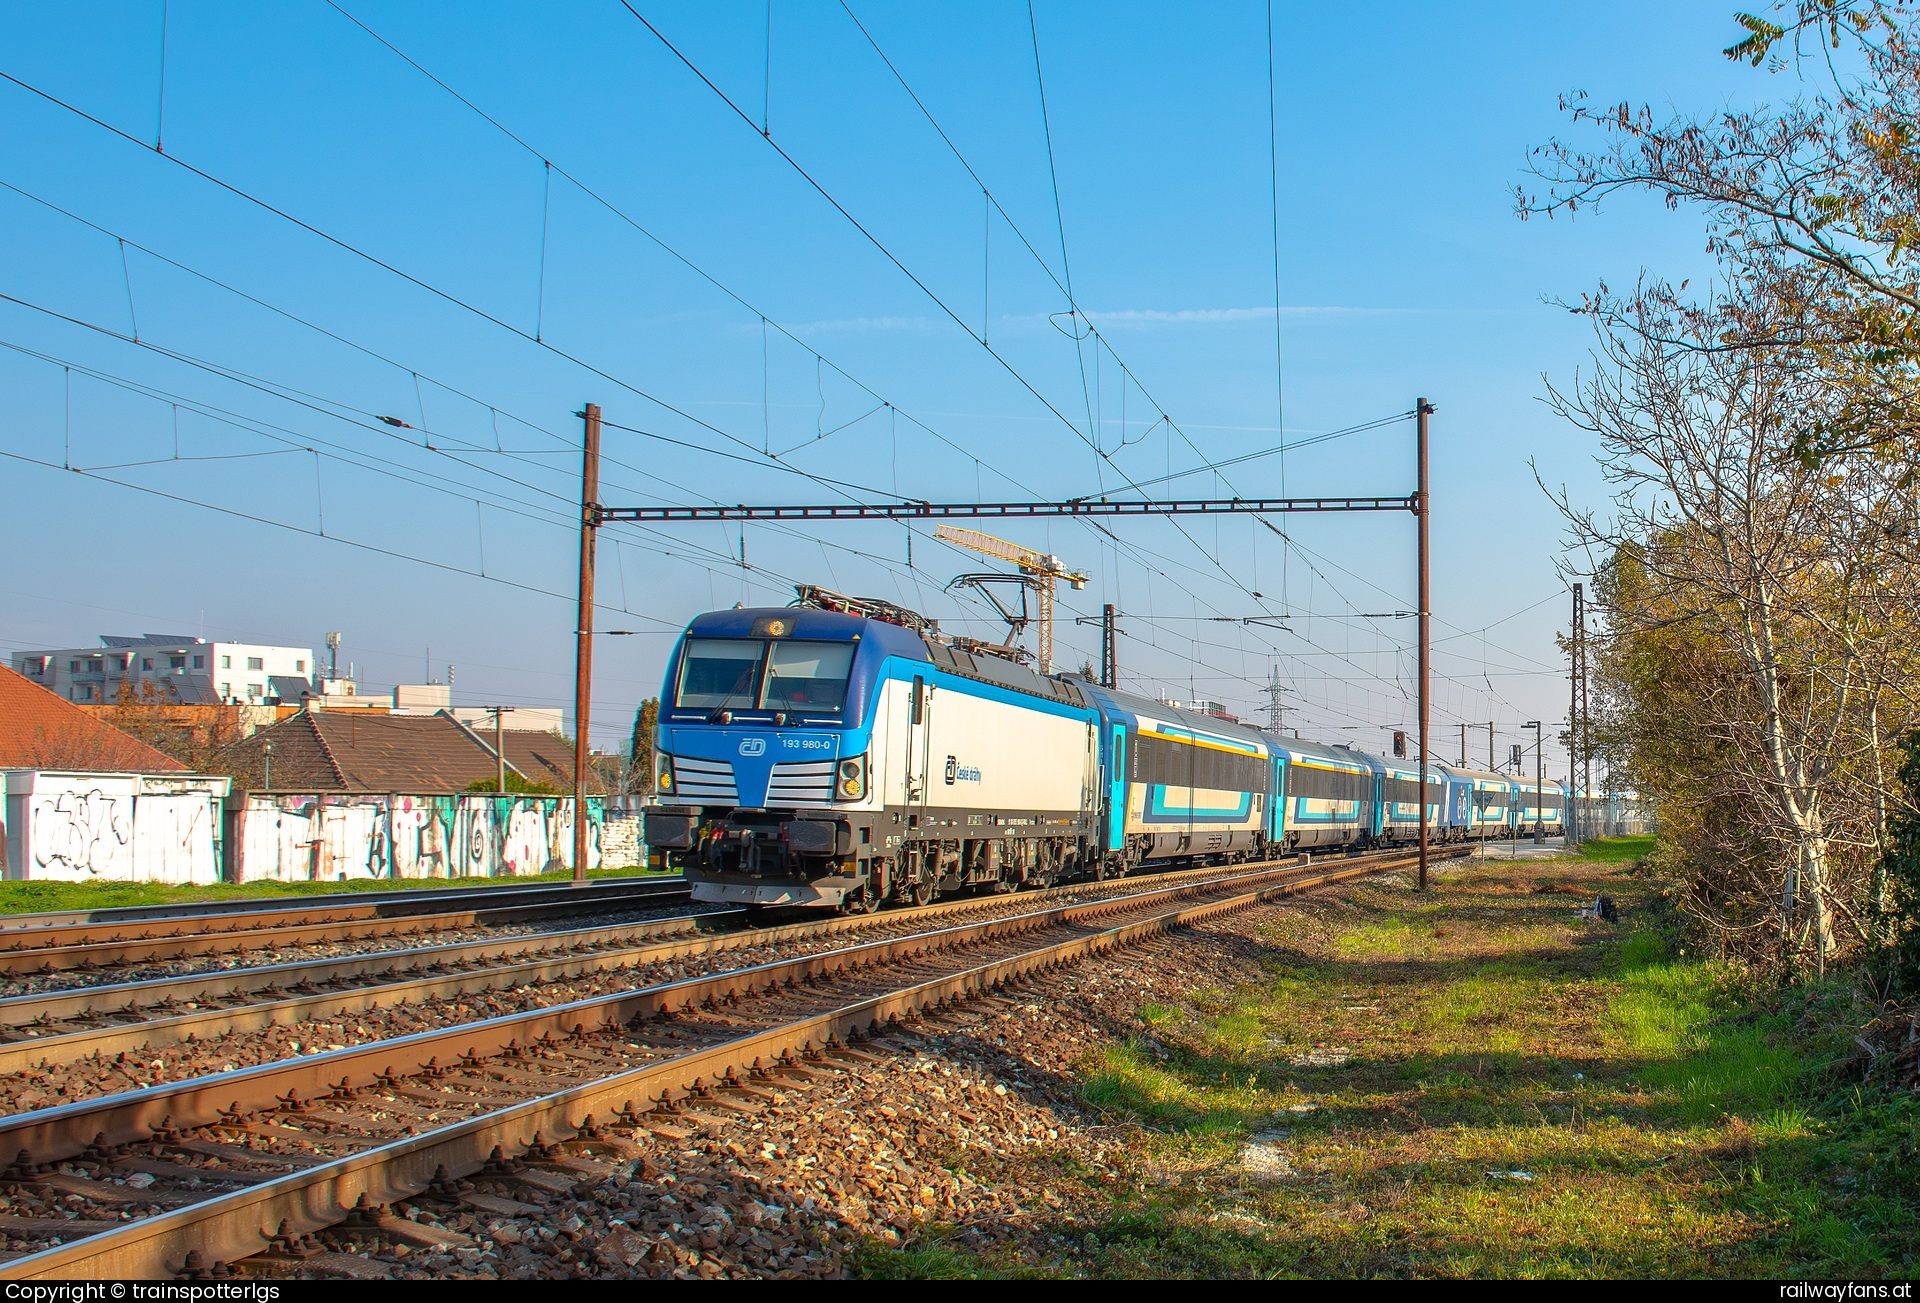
[0,880,694,975]
[0,876,686,933]
[0,847,1446,1279]
[0,852,1459,1173]
[0,915,739,1043]
[0,877,690,949]
[0,848,1431,1068]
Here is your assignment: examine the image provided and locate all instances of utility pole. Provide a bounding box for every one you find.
[1458,722,1466,768]
[1416,397,1433,892]
[1488,721,1495,771]
[1570,582,1582,844]
[1526,719,1543,844]
[1102,603,1117,688]
[572,402,601,885]
[493,706,507,796]
[1267,664,1285,731]
[1577,582,1592,831]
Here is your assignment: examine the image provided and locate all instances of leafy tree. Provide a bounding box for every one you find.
[628,697,659,796]
[1879,728,1920,992]
[1525,2,1920,976]
[463,772,559,795]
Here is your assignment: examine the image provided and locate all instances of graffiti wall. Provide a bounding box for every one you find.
[2,771,227,884]
[235,793,627,882]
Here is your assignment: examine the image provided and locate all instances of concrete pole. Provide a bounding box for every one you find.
[572,403,601,884]
[1416,397,1433,892]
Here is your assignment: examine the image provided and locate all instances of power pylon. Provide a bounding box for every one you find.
[933,525,1087,674]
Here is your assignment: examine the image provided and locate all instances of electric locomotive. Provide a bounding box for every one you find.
[644,601,1100,909]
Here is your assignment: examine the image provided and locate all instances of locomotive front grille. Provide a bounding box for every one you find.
[672,756,738,803]
[766,758,837,807]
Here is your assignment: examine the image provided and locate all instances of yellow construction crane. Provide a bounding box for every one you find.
[933,525,1087,674]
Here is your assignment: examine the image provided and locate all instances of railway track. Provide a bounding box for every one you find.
[0,849,1420,1072]
[0,876,688,934]
[0,845,1463,1279]
[0,877,695,977]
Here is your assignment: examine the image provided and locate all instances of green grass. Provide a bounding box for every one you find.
[0,863,670,915]
[867,855,1919,1278]
[1579,835,1657,863]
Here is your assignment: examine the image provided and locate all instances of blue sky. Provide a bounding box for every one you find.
[0,1,1776,768]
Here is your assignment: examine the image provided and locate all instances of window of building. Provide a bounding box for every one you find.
[247,656,264,671]
[88,658,102,672]
[221,655,231,669]
[193,655,204,669]
[142,658,153,671]
[220,682,230,699]
[246,683,262,701]
[296,659,305,673]
[68,660,79,673]
[170,656,186,670]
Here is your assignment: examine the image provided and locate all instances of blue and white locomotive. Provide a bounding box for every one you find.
[642,594,1574,910]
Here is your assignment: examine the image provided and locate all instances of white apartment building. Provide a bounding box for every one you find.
[10,634,318,706]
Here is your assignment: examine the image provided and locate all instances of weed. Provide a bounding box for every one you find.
[937,856,1920,1279]
[1580,836,1658,864]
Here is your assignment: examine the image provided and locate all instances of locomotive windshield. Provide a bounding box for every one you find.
[675,637,855,713]
[762,641,855,712]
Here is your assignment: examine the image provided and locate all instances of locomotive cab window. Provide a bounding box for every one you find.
[762,641,855,713]
[676,638,857,714]
[678,639,764,710]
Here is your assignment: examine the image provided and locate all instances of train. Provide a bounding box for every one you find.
[641,592,1632,910]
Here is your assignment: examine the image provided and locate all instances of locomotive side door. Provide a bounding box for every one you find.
[901,674,932,818]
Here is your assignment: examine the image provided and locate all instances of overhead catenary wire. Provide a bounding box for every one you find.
[140,10,1394,704]
[0,25,1543,744]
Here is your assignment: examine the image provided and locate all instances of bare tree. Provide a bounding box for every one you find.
[1547,292,1903,973]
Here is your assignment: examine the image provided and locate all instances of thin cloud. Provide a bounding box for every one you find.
[789,315,938,334]
[1084,305,1426,326]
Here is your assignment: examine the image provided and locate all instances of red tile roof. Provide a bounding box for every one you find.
[222,710,606,795]
[0,665,187,772]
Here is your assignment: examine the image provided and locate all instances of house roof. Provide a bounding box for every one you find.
[0,665,187,772]
[226,710,605,794]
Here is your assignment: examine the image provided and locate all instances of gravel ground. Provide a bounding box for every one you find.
[287,892,1300,1280]
[0,869,1288,1112]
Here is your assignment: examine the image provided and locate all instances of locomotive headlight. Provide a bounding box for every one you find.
[837,755,866,800]
[655,753,674,795]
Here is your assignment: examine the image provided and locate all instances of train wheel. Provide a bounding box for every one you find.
[910,878,935,907]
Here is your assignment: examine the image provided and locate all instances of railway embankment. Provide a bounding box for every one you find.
[848,840,1918,1279]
